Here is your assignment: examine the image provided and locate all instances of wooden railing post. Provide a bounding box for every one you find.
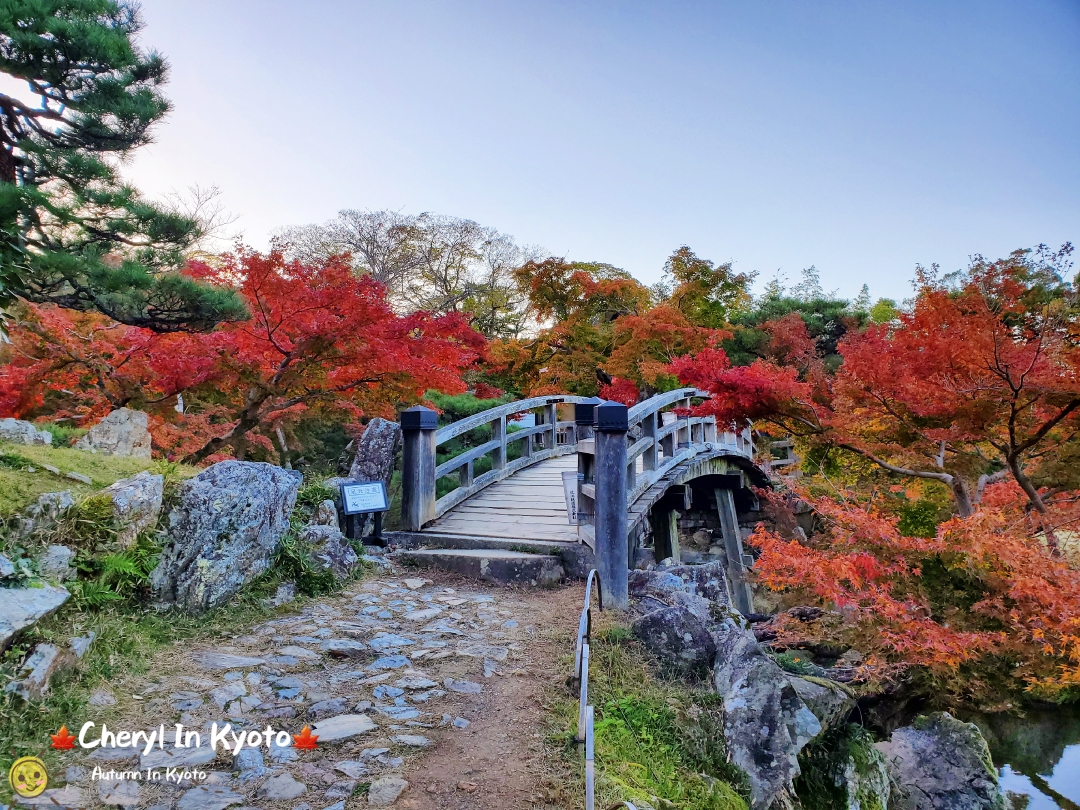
[594,401,629,611]
[492,414,507,471]
[643,411,658,471]
[401,405,438,531]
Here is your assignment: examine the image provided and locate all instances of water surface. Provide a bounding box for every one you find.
[970,706,1080,810]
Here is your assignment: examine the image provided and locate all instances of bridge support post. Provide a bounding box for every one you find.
[401,406,438,531]
[715,487,754,616]
[594,401,629,611]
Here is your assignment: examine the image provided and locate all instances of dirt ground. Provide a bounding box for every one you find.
[45,568,584,810]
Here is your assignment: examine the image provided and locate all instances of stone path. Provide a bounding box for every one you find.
[33,570,579,810]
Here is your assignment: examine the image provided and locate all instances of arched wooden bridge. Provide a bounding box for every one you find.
[390,388,767,611]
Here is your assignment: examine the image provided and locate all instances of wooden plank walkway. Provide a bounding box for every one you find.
[425,455,581,543]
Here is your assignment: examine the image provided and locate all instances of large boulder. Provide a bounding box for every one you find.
[791,676,856,731]
[631,593,718,679]
[713,631,823,810]
[875,713,1005,810]
[75,408,152,458]
[151,461,302,611]
[0,584,70,650]
[348,417,401,482]
[629,561,735,609]
[300,523,359,579]
[100,471,164,547]
[0,418,52,445]
[13,490,75,540]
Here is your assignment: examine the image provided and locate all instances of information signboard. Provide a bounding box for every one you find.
[339,481,390,515]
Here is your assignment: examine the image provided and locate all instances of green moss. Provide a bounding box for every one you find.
[770,650,816,675]
[796,724,886,810]
[552,620,749,810]
[0,440,198,516]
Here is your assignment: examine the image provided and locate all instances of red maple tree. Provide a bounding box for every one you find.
[0,248,485,462]
[672,247,1080,523]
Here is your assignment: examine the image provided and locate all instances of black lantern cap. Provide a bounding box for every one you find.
[575,396,604,425]
[400,405,438,430]
[595,401,629,432]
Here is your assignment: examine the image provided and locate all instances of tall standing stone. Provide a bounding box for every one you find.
[151,461,301,611]
[75,408,152,458]
[348,417,402,483]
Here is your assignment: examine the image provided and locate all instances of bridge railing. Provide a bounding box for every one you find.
[400,395,595,530]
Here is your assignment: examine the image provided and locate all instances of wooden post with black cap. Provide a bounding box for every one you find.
[400,405,438,532]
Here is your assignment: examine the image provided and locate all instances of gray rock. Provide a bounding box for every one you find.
[0,417,52,445]
[301,523,358,579]
[98,777,141,805]
[271,581,297,606]
[452,717,470,729]
[4,642,77,700]
[631,596,717,679]
[713,631,823,810]
[0,552,15,578]
[335,760,369,779]
[875,713,1005,810]
[390,734,430,747]
[141,741,217,769]
[369,633,416,653]
[75,407,151,457]
[629,561,734,607]
[324,780,357,800]
[14,490,75,540]
[151,461,302,611]
[321,638,366,658]
[394,674,437,690]
[369,655,410,671]
[101,471,164,547]
[0,583,70,650]
[69,632,96,659]
[210,681,247,708]
[348,418,401,484]
[444,678,482,694]
[89,687,117,706]
[311,713,377,742]
[192,651,267,669]
[177,785,245,810]
[367,775,408,807]
[313,499,338,526]
[256,773,307,801]
[308,698,351,719]
[791,676,856,731]
[322,800,348,810]
[39,544,74,582]
[12,785,85,807]
[65,470,92,484]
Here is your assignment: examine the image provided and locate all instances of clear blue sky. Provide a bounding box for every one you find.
[125,0,1080,301]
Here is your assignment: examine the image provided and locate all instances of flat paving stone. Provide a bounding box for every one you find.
[176,785,245,810]
[193,652,266,669]
[368,775,409,807]
[311,713,377,742]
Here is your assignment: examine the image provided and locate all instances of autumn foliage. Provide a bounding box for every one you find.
[673,247,1080,521]
[751,483,1080,703]
[0,248,484,461]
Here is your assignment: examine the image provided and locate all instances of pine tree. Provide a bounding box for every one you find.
[0,0,246,332]
[853,283,871,313]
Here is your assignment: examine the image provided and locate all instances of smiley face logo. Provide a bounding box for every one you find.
[9,756,48,798]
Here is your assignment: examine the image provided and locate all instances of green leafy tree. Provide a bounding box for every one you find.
[663,246,754,328]
[0,0,246,331]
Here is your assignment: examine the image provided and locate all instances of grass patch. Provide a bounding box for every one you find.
[0,440,198,516]
[551,614,750,810]
[0,574,288,791]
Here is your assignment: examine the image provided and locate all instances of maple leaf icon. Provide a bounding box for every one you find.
[292,725,318,750]
[51,726,76,750]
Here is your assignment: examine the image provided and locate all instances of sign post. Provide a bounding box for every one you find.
[339,481,390,546]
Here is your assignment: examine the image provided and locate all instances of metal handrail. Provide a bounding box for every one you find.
[575,570,603,810]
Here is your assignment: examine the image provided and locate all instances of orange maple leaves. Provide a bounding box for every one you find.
[292,726,318,750]
[50,726,76,750]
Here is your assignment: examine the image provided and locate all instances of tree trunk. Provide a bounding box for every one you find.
[1006,455,1060,553]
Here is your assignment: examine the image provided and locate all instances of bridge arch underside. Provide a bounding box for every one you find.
[629,452,770,575]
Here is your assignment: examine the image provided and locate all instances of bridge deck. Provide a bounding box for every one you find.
[425,455,581,543]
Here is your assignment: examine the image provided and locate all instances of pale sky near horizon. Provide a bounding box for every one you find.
[119,1,1079,301]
